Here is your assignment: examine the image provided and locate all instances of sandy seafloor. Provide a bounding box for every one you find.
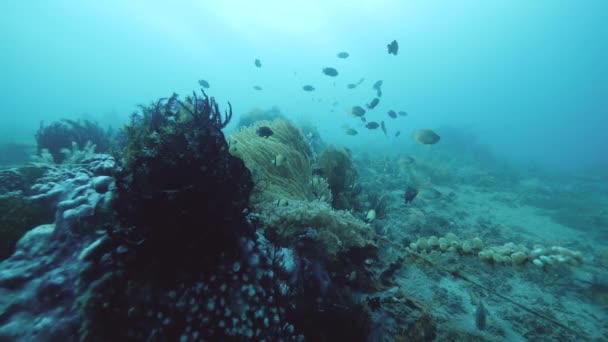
[354,149,608,341]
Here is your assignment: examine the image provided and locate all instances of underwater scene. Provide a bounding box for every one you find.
[0,1,607,341]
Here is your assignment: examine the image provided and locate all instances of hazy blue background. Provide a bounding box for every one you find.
[1,0,606,171]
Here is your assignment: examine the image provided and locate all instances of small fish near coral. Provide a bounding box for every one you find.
[404,186,418,204]
[256,126,274,138]
[475,300,487,331]
[413,129,440,145]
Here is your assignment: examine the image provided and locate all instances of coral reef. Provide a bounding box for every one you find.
[317,146,359,210]
[35,119,113,164]
[257,199,375,258]
[408,232,584,270]
[0,154,116,341]
[112,90,253,260]
[80,91,304,340]
[229,119,331,205]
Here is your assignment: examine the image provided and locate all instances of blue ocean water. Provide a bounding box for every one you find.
[0,1,607,340]
[2,1,607,170]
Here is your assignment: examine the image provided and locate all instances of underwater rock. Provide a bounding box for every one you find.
[0,155,115,341]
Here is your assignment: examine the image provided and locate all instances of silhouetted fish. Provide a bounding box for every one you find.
[302,85,315,91]
[398,111,408,117]
[322,67,339,77]
[381,121,387,136]
[257,126,274,138]
[367,98,380,109]
[413,129,440,145]
[387,40,399,55]
[388,110,397,119]
[366,121,380,129]
[373,80,383,97]
[345,128,358,136]
[337,52,349,58]
[351,106,366,117]
[198,79,210,88]
[253,85,263,90]
[404,186,418,204]
[254,59,262,68]
[475,300,487,331]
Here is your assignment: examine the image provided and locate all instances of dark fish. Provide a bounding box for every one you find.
[361,117,367,123]
[404,186,418,204]
[253,85,263,90]
[475,300,487,331]
[366,121,380,129]
[345,128,358,136]
[256,126,274,138]
[351,106,366,117]
[414,129,440,145]
[367,98,380,109]
[336,52,349,59]
[380,121,387,136]
[254,59,262,68]
[322,67,339,77]
[302,85,315,91]
[198,79,210,88]
[347,78,365,89]
[398,111,408,117]
[373,80,383,97]
[388,110,397,119]
[395,131,401,137]
[387,40,399,55]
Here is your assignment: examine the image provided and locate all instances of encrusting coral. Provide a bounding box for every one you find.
[228,119,332,205]
[257,199,375,257]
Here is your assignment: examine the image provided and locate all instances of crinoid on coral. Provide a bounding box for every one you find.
[228,119,332,205]
[35,119,113,164]
[111,90,253,265]
[317,146,359,210]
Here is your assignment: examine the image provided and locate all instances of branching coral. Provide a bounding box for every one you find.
[35,119,113,164]
[228,119,331,205]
